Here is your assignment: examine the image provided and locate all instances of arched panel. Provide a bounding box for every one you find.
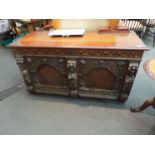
[37,64,64,86]
[84,68,116,90]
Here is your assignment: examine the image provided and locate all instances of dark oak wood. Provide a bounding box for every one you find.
[8,31,148,101]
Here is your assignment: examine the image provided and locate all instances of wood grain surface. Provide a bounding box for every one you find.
[8,31,148,50]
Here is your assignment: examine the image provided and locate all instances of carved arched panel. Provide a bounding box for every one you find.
[78,58,128,96]
[84,68,116,90]
[37,64,64,86]
[22,56,69,95]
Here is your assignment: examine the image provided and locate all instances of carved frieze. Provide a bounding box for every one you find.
[14,48,143,59]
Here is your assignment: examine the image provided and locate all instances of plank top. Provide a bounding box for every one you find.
[8,31,148,50]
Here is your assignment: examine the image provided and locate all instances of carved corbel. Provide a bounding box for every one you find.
[16,55,34,93]
[118,61,140,101]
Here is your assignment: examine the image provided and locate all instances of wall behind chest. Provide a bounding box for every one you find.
[52,19,109,31]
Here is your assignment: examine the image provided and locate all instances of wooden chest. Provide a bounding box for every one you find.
[8,31,148,101]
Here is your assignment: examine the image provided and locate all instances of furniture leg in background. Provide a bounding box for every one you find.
[130,98,155,112]
[142,19,155,47]
[130,59,155,112]
[153,32,155,47]
[121,19,145,38]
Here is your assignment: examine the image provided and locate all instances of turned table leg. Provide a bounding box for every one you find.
[130,97,155,112]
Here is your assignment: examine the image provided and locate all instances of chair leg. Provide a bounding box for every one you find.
[142,27,150,39]
[153,33,155,47]
[130,97,155,112]
[140,31,143,38]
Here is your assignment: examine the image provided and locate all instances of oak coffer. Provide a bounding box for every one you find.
[8,31,148,101]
